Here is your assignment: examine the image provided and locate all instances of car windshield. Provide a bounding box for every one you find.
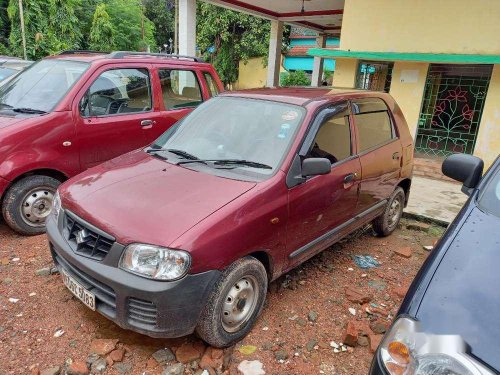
[0,67,17,81]
[152,96,305,178]
[0,59,89,113]
[477,164,500,217]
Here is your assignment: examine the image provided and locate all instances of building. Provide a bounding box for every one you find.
[308,0,500,169]
[178,0,499,169]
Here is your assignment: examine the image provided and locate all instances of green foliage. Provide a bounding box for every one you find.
[8,0,83,59]
[197,2,271,85]
[143,0,174,49]
[281,70,311,87]
[89,4,114,52]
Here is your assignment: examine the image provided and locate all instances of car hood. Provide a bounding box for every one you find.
[0,114,28,129]
[415,206,500,371]
[60,150,256,247]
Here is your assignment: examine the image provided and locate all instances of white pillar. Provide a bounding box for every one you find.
[179,0,196,57]
[267,20,284,87]
[311,34,327,87]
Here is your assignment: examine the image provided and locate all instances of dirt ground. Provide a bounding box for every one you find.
[0,217,444,375]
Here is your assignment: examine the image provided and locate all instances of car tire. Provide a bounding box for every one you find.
[372,187,405,237]
[2,175,61,236]
[196,256,268,348]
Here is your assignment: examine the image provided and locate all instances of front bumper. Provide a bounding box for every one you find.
[46,214,220,338]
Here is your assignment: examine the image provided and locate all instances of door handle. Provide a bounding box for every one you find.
[392,152,400,160]
[343,172,357,184]
[141,119,155,127]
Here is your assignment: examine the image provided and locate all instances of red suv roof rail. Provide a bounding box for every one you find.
[58,50,108,55]
[108,51,204,63]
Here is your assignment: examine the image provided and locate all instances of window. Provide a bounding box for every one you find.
[204,72,220,97]
[355,61,394,93]
[83,68,151,117]
[353,98,394,152]
[158,69,202,110]
[477,167,500,218]
[306,106,351,164]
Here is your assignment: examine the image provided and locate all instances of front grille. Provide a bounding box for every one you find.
[53,252,117,318]
[128,297,157,328]
[64,212,115,261]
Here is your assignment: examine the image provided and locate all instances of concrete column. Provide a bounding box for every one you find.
[311,34,327,87]
[178,0,196,57]
[266,20,284,87]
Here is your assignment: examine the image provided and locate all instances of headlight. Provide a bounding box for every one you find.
[379,317,489,375]
[51,190,61,222]
[119,244,191,281]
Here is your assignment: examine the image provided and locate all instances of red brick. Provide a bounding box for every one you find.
[345,286,372,304]
[109,348,125,362]
[342,320,358,347]
[369,334,383,353]
[393,247,412,258]
[66,360,89,375]
[200,347,223,369]
[175,341,205,363]
[90,339,118,356]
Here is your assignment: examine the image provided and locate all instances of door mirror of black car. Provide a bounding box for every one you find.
[302,158,331,177]
[442,153,484,195]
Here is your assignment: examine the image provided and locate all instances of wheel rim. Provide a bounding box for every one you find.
[387,196,402,229]
[221,275,259,333]
[20,187,55,227]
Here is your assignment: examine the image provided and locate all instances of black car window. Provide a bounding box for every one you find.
[305,106,352,164]
[352,98,394,152]
[477,166,500,217]
[83,68,152,117]
[158,69,202,110]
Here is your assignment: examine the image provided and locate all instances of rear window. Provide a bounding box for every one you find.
[477,166,500,218]
[352,98,394,152]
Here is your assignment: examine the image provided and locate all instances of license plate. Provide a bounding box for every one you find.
[61,269,96,311]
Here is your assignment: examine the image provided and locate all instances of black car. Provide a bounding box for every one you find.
[370,153,500,375]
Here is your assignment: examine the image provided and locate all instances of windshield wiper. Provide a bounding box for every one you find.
[178,159,272,170]
[0,102,12,109]
[13,107,46,114]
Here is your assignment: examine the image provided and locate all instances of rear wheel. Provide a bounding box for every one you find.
[372,187,405,237]
[196,257,268,348]
[2,175,60,235]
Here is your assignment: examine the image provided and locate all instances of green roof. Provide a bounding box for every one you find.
[307,48,500,64]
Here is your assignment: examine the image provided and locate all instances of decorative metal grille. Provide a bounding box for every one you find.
[415,64,492,158]
[355,61,394,93]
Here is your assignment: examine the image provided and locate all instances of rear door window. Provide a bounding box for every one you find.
[352,98,394,152]
[84,68,152,117]
[204,72,220,97]
[158,69,202,110]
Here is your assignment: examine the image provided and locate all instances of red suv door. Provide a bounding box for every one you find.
[351,98,402,213]
[149,65,207,140]
[74,63,164,169]
[286,103,361,268]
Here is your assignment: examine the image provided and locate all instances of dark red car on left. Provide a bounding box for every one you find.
[0,50,223,235]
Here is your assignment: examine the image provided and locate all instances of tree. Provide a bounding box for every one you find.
[281,70,311,87]
[143,0,174,51]
[89,3,114,52]
[7,0,83,59]
[197,2,271,85]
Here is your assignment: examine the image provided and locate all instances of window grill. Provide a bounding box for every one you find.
[415,64,492,158]
[355,60,394,93]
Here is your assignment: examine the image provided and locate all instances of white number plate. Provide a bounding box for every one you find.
[61,269,96,311]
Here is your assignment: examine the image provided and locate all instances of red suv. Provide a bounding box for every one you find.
[0,50,223,235]
[47,88,414,347]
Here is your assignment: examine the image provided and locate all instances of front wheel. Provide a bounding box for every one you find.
[196,257,268,348]
[2,175,60,235]
[372,187,405,237]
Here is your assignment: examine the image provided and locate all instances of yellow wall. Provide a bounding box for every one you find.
[389,62,429,138]
[234,56,286,90]
[341,0,500,54]
[331,58,358,88]
[474,64,500,168]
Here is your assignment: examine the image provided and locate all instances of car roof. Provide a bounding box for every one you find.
[220,87,389,107]
[43,50,213,67]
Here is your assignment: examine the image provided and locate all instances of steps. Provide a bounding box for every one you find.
[413,157,458,183]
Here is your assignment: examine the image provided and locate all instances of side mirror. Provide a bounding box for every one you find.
[302,158,331,177]
[442,153,484,195]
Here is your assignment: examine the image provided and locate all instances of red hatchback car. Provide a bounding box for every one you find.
[0,51,223,235]
[47,88,414,347]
